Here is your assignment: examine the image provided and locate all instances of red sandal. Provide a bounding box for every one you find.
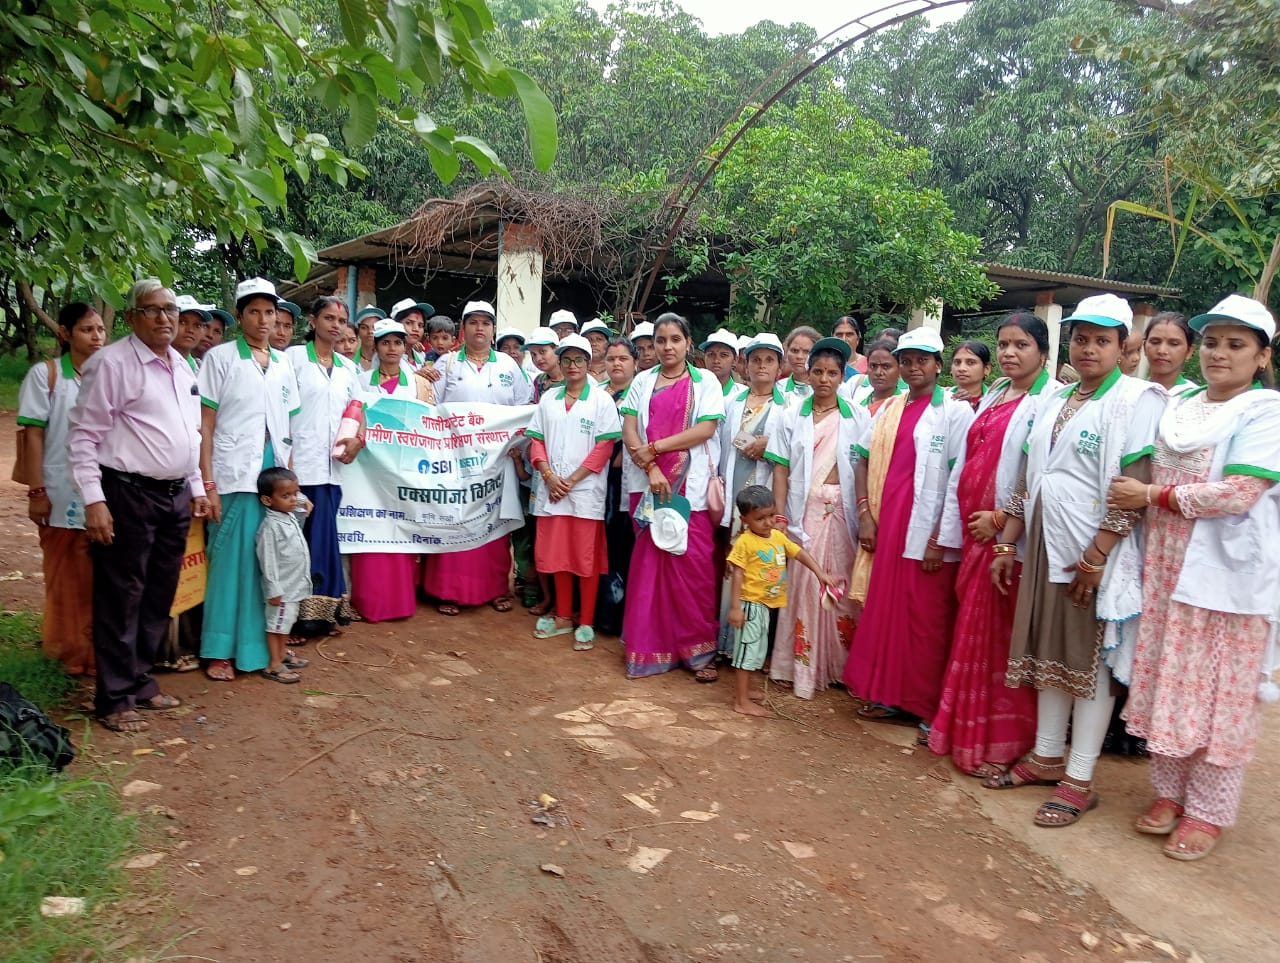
[1135,797,1184,836]
[1164,816,1221,861]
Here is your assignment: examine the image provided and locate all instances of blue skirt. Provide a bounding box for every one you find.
[301,483,344,599]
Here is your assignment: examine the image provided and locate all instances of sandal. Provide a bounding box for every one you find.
[172,654,201,672]
[1033,781,1099,828]
[262,666,302,684]
[915,722,931,747]
[695,666,719,683]
[533,616,573,640]
[99,710,150,733]
[856,702,906,721]
[491,595,514,613]
[970,762,1010,780]
[437,602,461,617]
[982,755,1064,790]
[137,693,182,711]
[1135,797,1185,836]
[528,600,553,617]
[1163,816,1221,861]
[573,626,595,651]
[205,659,235,682]
[283,650,310,669]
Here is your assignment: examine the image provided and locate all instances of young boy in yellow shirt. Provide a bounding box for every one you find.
[727,485,837,716]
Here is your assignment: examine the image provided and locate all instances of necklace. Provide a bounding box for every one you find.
[1072,383,1098,400]
[812,403,839,414]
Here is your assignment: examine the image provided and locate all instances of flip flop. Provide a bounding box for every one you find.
[856,702,904,721]
[262,667,302,684]
[820,578,848,611]
[572,626,595,651]
[437,602,461,617]
[533,616,573,639]
[283,650,310,669]
[137,693,182,711]
[695,666,719,683]
[99,710,149,733]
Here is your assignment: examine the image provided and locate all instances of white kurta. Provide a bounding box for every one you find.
[17,354,85,528]
[1023,368,1164,584]
[717,383,785,528]
[764,396,868,550]
[285,343,363,487]
[620,363,726,513]
[199,338,300,494]
[433,348,533,405]
[525,380,622,519]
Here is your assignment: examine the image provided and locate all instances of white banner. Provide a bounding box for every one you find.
[336,398,533,554]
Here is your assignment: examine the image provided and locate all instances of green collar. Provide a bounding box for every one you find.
[1174,375,1189,386]
[555,380,592,401]
[720,377,737,396]
[1058,365,1121,400]
[307,341,346,368]
[236,336,279,363]
[60,353,76,379]
[370,367,409,387]
[799,395,855,418]
[784,374,811,393]
[930,383,944,406]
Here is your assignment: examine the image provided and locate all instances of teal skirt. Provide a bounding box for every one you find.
[200,450,273,671]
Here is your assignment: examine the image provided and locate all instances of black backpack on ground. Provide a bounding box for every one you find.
[0,682,75,772]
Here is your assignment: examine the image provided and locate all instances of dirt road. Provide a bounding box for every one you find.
[0,411,1273,962]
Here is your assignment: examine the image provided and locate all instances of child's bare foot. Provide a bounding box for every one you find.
[733,701,769,717]
[750,692,766,703]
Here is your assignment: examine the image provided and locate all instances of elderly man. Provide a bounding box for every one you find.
[68,279,209,733]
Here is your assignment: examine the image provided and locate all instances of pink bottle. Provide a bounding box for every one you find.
[331,399,365,458]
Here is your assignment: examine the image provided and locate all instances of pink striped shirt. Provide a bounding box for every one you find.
[68,334,204,505]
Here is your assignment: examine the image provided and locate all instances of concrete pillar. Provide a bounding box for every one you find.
[908,299,943,333]
[1034,291,1063,374]
[1132,302,1156,380]
[496,221,543,333]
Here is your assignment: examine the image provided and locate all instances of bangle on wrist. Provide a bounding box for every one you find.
[27,487,47,498]
[1145,485,1155,506]
[203,481,217,492]
[856,496,870,507]
[1090,537,1110,560]
[858,506,871,517]
[647,442,660,459]
[993,509,1007,531]
[992,542,1016,556]
[1077,556,1104,574]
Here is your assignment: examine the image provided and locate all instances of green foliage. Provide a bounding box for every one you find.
[0,614,76,713]
[0,0,557,303]
[0,765,138,963]
[705,93,997,326]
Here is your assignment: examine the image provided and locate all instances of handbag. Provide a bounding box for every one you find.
[0,682,75,772]
[11,359,56,485]
[705,447,726,517]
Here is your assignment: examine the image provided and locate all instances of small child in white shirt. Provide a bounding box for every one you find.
[255,467,312,684]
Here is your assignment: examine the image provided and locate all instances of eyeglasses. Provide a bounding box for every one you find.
[132,305,180,320]
[560,355,589,367]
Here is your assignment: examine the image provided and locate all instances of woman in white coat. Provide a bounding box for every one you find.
[1110,295,1280,860]
[843,327,974,731]
[621,313,725,681]
[766,338,868,699]
[526,334,622,650]
[987,294,1165,828]
[198,278,300,682]
[285,296,365,636]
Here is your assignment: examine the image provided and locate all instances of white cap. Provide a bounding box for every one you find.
[630,321,655,340]
[649,495,691,555]
[1062,293,1133,329]
[893,328,945,356]
[462,300,496,320]
[175,294,214,318]
[1190,294,1277,341]
[235,277,278,304]
[548,309,579,330]
[699,327,738,352]
[737,334,754,353]
[524,327,560,347]
[390,297,434,321]
[372,318,407,340]
[580,318,613,337]
[495,326,526,346]
[555,333,592,358]
[742,332,784,358]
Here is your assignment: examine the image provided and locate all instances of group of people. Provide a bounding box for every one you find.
[16,277,1279,863]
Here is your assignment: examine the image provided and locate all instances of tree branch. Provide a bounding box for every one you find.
[17,280,58,335]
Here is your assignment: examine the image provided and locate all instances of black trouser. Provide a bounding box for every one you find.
[91,469,192,716]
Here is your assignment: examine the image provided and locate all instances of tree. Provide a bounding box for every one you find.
[701,92,997,326]
[0,0,556,310]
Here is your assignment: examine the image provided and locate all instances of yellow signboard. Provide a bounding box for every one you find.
[169,519,207,616]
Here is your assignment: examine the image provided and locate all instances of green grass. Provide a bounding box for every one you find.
[0,611,76,711]
[0,344,58,410]
[0,610,142,962]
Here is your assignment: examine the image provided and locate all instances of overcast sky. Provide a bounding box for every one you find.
[586,0,970,38]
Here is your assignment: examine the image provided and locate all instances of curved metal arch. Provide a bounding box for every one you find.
[630,0,976,317]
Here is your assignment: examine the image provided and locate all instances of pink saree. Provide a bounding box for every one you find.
[927,398,1036,772]
[842,396,957,720]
